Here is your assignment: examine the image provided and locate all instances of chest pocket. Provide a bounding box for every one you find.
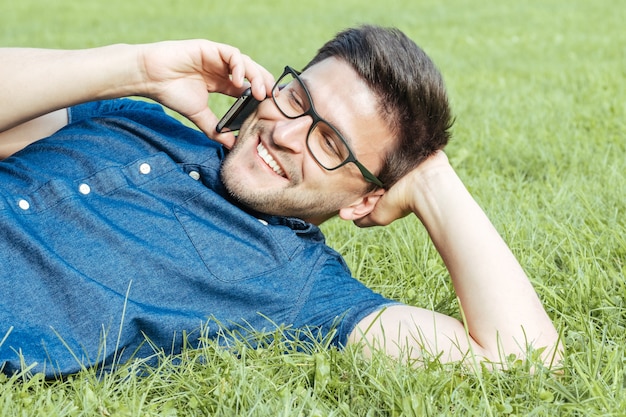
[174,191,304,283]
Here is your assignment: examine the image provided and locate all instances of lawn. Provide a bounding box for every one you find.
[1,0,625,415]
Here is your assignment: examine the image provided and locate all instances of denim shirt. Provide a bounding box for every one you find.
[0,99,396,377]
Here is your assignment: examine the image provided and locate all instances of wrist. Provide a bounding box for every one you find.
[93,43,147,99]
[408,159,464,223]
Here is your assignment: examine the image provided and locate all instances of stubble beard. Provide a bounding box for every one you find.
[219,128,341,220]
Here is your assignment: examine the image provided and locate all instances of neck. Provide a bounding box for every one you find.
[304,212,337,226]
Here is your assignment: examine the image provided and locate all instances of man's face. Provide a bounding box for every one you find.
[220,58,393,224]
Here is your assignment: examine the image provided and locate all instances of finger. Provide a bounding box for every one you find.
[354,203,405,228]
[353,210,382,228]
[188,107,237,148]
[353,217,376,228]
[240,55,274,100]
[229,56,246,88]
[213,43,273,99]
[354,213,390,228]
[211,131,237,149]
[216,44,246,88]
[249,70,275,100]
[217,82,252,99]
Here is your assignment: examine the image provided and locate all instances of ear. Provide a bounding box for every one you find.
[338,188,385,221]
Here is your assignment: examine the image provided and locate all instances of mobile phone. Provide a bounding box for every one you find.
[216,88,260,133]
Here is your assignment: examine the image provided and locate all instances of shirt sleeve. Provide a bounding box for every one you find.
[293,246,401,348]
[68,99,166,124]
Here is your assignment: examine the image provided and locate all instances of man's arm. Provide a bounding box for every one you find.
[349,151,561,366]
[0,41,274,154]
[0,110,67,159]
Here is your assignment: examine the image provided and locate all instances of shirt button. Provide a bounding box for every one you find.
[78,183,91,195]
[189,171,201,181]
[257,218,268,226]
[139,163,151,175]
[18,199,30,210]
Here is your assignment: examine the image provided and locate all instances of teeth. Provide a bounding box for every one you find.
[257,144,285,177]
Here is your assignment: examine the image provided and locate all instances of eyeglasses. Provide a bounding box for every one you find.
[270,66,384,188]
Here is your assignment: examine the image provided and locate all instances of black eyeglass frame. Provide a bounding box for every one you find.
[270,66,384,188]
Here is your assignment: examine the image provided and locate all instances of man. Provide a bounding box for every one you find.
[0,26,560,377]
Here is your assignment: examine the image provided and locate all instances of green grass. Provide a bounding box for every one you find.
[1,0,625,415]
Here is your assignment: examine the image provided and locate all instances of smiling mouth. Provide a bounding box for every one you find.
[257,143,285,177]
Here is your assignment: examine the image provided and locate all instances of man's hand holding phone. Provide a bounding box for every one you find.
[137,39,272,148]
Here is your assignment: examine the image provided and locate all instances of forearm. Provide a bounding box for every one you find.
[1,40,274,149]
[0,44,141,132]
[412,163,559,361]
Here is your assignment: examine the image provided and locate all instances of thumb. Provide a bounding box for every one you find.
[353,211,396,228]
[353,191,412,228]
[353,215,378,228]
[189,107,237,149]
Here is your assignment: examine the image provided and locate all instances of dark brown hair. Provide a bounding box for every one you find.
[304,25,453,189]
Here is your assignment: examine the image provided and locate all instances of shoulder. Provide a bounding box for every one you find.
[68,99,165,124]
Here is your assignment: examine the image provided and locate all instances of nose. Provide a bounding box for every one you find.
[271,116,312,153]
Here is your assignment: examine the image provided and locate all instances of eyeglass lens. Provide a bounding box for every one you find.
[272,71,350,170]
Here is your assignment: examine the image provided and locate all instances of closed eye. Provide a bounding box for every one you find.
[323,135,341,156]
[317,126,346,160]
[287,88,306,113]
